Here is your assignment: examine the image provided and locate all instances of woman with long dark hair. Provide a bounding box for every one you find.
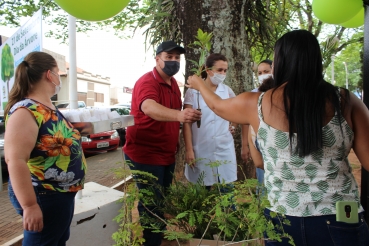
[186,30,369,245]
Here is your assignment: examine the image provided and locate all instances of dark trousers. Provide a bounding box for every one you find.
[125,154,175,246]
[264,208,369,246]
[8,180,76,246]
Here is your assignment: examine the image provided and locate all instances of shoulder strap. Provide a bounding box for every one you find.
[257,92,266,121]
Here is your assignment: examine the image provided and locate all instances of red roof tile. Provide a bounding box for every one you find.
[65,61,85,74]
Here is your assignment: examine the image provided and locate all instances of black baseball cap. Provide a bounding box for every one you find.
[156,41,186,55]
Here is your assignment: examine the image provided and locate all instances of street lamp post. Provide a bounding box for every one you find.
[68,15,82,199]
[68,15,78,110]
[343,61,348,89]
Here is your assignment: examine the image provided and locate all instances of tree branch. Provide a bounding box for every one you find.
[337,36,364,53]
[314,20,323,37]
[336,26,346,40]
[304,0,313,32]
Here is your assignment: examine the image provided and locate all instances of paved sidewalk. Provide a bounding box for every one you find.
[0,149,126,246]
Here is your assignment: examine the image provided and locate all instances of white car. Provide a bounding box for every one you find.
[113,103,131,110]
[56,101,87,109]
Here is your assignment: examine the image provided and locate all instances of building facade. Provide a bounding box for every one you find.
[43,49,111,107]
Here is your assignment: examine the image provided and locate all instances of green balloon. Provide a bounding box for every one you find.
[340,8,364,28]
[54,0,130,21]
[312,0,362,24]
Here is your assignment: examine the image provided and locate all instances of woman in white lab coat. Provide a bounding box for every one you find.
[183,53,237,187]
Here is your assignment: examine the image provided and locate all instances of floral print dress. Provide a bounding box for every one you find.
[6,99,86,192]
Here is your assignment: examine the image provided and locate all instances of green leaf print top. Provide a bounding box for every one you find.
[256,92,362,216]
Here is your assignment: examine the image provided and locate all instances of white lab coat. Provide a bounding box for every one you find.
[183,83,237,186]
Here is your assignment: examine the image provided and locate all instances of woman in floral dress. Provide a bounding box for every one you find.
[5,51,86,245]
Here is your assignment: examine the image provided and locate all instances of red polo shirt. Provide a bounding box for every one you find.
[123,68,182,165]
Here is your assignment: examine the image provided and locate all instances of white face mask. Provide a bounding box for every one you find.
[258,74,272,84]
[54,79,62,95]
[210,73,226,85]
[50,71,62,95]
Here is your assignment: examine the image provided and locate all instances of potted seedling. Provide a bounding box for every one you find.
[188,28,213,128]
[157,162,294,246]
[112,159,294,246]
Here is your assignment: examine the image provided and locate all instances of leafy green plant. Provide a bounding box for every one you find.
[187,28,213,128]
[188,28,213,76]
[112,159,295,246]
[111,161,157,246]
[159,170,294,245]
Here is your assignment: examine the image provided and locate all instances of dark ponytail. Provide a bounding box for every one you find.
[258,77,274,92]
[5,51,57,117]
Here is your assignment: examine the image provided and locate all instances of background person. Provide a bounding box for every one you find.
[240,60,274,180]
[250,59,274,185]
[5,51,86,245]
[186,30,369,246]
[123,41,201,246]
[183,53,237,187]
[256,59,272,87]
[254,59,273,92]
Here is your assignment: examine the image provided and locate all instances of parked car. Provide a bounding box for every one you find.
[108,106,128,147]
[110,105,130,115]
[81,130,120,154]
[113,103,131,110]
[56,101,87,109]
[81,106,129,154]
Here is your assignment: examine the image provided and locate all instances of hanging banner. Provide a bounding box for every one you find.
[0,8,42,112]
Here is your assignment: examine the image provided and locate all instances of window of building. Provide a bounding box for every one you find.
[78,92,87,103]
[94,92,104,103]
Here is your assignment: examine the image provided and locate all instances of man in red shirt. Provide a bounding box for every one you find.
[123,41,201,246]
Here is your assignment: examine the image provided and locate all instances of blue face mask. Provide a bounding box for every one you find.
[161,60,180,76]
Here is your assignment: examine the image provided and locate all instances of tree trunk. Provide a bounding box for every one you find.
[174,0,256,181]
